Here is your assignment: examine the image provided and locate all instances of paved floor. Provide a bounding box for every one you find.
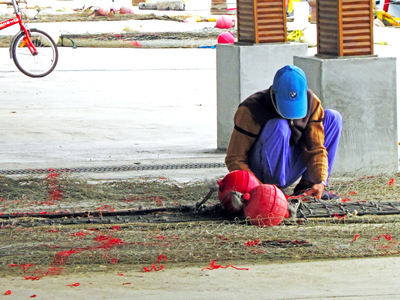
[0,23,399,299]
[0,43,399,181]
[0,47,228,181]
[1,256,400,299]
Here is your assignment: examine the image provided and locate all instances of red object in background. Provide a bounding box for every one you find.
[215,15,234,29]
[143,265,164,272]
[97,6,110,16]
[156,254,168,263]
[383,0,390,12]
[218,32,235,44]
[201,260,249,271]
[372,234,392,241]
[243,184,288,227]
[4,290,11,295]
[66,283,80,287]
[217,170,260,213]
[120,5,134,14]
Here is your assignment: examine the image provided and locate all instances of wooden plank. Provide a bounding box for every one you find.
[342,16,370,23]
[342,28,370,35]
[343,48,371,54]
[342,35,370,41]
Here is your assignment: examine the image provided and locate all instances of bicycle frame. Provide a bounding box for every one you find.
[0,0,38,55]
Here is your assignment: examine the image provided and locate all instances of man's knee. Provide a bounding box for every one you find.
[262,118,291,139]
[324,109,343,130]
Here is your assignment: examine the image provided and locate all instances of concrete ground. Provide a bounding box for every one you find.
[0,19,400,299]
[1,256,400,299]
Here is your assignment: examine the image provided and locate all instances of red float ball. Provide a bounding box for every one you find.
[97,6,110,16]
[120,5,134,14]
[218,32,234,44]
[217,170,260,213]
[216,15,234,29]
[243,184,289,227]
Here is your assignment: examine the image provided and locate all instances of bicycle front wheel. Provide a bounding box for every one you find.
[12,29,58,78]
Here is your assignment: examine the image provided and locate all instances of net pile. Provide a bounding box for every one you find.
[1,171,400,277]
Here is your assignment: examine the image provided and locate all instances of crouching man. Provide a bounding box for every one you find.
[225,65,343,199]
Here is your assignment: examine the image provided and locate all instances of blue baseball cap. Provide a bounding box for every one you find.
[272,65,308,119]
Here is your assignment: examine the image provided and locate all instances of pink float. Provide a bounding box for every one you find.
[215,16,234,29]
[218,32,234,44]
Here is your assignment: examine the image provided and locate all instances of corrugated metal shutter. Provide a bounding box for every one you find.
[317,0,373,56]
[238,0,287,44]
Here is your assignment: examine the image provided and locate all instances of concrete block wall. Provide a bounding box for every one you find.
[295,55,398,174]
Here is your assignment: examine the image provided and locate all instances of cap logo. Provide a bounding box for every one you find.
[289,91,297,98]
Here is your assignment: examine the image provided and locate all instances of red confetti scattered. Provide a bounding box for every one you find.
[350,234,361,243]
[202,260,249,271]
[341,198,352,203]
[371,234,392,241]
[143,264,164,272]
[245,238,260,246]
[147,196,163,206]
[46,267,63,276]
[111,225,120,231]
[70,231,90,237]
[118,273,124,276]
[94,235,126,249]
[110,258,118,264]
[156,254,168,263]
[47,169,63,201]
[4,290,11,295]
[49,249,86,269]
[66,283,80,287]
[8,263,36,273]
[334,213,346,219]
[389,178,395,185]
[30,295,37,298]
[97,204,115,212]
[349,191,357,195]
[24,276,40,281]
[122,282,131,285]
[131,40,142,47]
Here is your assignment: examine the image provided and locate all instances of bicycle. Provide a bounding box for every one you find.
[0,0,58,77]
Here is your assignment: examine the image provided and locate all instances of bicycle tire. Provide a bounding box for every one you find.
[11,29,58,78]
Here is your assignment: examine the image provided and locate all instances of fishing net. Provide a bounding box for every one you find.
[1,170,400,278]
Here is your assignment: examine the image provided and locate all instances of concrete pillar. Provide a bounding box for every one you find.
[294,55,398,174]
[217,43,308,150]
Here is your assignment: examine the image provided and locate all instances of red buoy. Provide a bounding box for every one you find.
[218,32,234,44]
[217,170,260,213]
[243,184,289,227]
[215,16,234,29]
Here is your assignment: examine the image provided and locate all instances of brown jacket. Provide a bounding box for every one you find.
[225,87,328,184]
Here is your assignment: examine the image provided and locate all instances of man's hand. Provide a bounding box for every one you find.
[302,183,325,199]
